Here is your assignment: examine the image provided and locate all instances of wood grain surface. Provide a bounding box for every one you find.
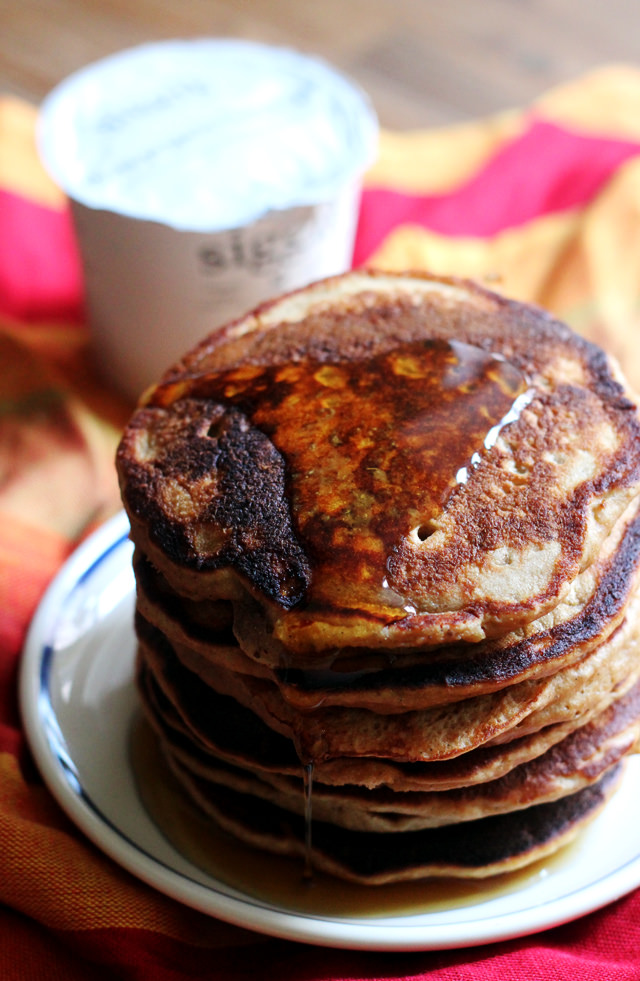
[1,0,639,128]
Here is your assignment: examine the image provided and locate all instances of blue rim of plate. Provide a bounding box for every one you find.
[18,510,640,950]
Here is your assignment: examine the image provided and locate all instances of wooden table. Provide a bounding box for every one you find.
[1,0,639,128]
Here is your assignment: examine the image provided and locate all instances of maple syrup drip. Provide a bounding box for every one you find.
[303,762,314,880]
[150,337,531,619]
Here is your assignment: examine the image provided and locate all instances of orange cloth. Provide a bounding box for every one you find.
[358,66,640,395]
[3,68,640,978]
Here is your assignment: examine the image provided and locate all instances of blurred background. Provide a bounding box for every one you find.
[1,0,639,129]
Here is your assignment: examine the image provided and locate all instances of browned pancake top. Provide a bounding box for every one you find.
[117,271,640,654]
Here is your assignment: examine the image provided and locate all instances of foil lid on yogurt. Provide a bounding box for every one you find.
[37,39,378,232]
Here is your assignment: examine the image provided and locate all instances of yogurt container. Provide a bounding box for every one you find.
[38,39,378,399]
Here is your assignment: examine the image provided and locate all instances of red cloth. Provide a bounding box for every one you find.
[0,187,84,323]
[4,70,640,977]
[354,116,640,259]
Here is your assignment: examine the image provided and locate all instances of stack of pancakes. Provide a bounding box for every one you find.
[117,270,640,884]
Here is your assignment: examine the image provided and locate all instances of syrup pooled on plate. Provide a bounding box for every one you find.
[149,337,530,622]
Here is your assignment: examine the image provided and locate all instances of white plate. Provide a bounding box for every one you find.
[19,510,640,951]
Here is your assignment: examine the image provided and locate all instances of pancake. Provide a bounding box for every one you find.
[117,270,640,655]
[117,269,640,883]
[135,569,640,765]
[157,762,623,884]
[136,653,626,878]
[154,680,640,833]
[133,498,640,714]
[136,649,638,793]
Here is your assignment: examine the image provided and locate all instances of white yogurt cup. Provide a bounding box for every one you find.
[38,39,378,399]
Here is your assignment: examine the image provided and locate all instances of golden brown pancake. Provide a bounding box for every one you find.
[133,498,640,713]
[136,653,627,879]
[156,760,623,884]
[117,270,640,655]
[136,645,639,793]
[117,269,640,883]
[135,571,640,765]
[155,680,640,833]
